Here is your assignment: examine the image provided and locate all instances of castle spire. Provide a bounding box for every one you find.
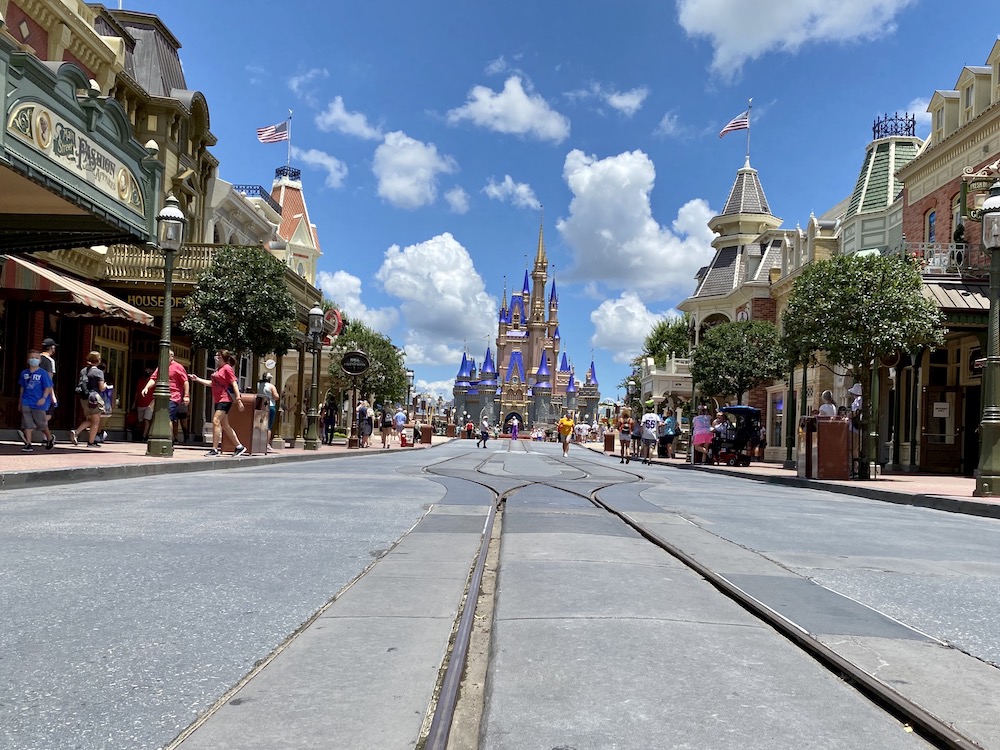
[534,213,546,269]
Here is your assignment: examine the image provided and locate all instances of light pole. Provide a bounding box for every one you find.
[147,194,186,458]
[405,368,414,421]
[303,305,324,450]
[975,181,1000,496]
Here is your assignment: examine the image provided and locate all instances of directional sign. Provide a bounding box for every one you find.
[341,350,370,376]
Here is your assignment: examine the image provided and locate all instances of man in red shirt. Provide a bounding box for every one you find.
[141,350,190,443]
[133,368,155,439]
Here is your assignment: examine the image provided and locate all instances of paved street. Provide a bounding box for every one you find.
[2,438,999,749]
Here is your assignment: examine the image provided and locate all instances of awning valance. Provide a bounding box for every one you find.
[0,254,154,326]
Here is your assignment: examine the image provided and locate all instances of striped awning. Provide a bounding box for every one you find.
[0,254,154,326]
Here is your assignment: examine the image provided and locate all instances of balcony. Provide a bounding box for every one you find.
[890,241,989,279]
[104,243,241,284]
[231,185,282,216]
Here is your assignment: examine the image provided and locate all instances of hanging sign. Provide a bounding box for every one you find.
[341,350,370,376]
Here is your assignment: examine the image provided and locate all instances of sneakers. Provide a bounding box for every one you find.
[69,429,78,446]
[205,448,221,457]
[21,445,33,452]
[45,436,55,451]
[96,430,107,446]
[16,429,27,446]
[233,444,247,457]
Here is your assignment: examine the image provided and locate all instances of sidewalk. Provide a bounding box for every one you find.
[0,433,446,490]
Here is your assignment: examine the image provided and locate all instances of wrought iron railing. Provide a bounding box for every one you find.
[231,184,282,216]
[886,241,988,279]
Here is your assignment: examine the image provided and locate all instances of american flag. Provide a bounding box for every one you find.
[256,121,289,144]
[719,110,749,138]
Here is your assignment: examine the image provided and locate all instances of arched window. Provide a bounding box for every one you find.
[925,210,936,243]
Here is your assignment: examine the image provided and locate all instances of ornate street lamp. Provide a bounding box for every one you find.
[303,305,324,450]
[405,368,415,420]
[975,181,1000,496]
[147,194,186,458]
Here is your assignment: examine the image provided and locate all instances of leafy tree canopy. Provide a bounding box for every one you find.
[327,320,406,407]
[181,246,297,356]
[637,314,691,366]
[691,320,785,404]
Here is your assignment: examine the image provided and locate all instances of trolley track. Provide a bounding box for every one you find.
[421,443,983,750]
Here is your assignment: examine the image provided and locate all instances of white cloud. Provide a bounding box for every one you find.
[556,149,715,299]
[291,146,348,189]
[905,97,932,134]
[288,68,328,104]
[315,96,382,139]
[485,56,509,76]
[447,76,570,143]
[677,0,915,78]
[565,83,649,117]
[655,111,682,137]
[374,233,496,366]
[413,378,455,402]
[444,186,470,214]
[484,175,541,210]
[372,131,457,209]
[590,292,668,364]
[317,270,399,332]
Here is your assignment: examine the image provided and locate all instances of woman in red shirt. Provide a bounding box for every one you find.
[189,349,246,457]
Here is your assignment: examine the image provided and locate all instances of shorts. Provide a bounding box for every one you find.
[137,404,154,421]
[642,437,656,445]
[559,432,571,443]
[268,405,277,430]
[80,398,105,417]
[662,434,676,444]
[168,401,189,422]
[214,401,233,413]
[20,405,47,430]
[693,433,714,446]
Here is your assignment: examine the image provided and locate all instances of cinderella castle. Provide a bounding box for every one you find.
[453,223,601,431]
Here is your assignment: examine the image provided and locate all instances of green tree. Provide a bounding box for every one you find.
[327,320,406,406]
[181,246,297,356]
[781,253,944,478]
[691,320,785,405]
[637,314,691,366]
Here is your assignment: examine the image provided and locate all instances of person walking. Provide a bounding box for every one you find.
[188,349,246,457]
[17,349,55,452]
[39,338,58,427]
[477,415,490,448]
[379,405,393,448]
[691,405,713,464]
[322,398,337,445]
[141,351,190,444]
[509,416,519,441]
[639,401,662,465]
[662,411,679,459]
[629,411,643,459]
[557,411,574,457]
[71,351,106,447]
[393,405,407,446]
[616,408,633,464]
[258,373,280,453]
[133,368,155,440]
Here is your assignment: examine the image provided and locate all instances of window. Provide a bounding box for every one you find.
[925,210,936,243]
[952,194,963,242]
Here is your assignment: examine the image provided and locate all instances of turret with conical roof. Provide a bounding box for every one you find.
[708,157,782,250]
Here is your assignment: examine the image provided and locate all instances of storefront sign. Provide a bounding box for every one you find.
[124,293,184,311]
[341,350,370,376]
[932,401,950,418]
[7,101,145,217]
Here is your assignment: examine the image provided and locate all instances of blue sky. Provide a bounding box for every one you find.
[120,1,996,400]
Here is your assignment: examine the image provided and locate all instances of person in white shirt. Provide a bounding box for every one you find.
[818,390,837,417]
[639,407,662,465]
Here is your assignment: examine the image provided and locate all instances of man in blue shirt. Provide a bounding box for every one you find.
[18,349,55,452]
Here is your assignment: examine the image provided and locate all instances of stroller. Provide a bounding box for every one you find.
[712,405,762,467]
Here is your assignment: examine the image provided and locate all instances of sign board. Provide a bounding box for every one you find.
[932,401,950,418]
[341,350,370,376]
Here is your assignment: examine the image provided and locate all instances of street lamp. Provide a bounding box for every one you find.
[405,368,414,420]
[975,181,1000,496]
[303,305,324,450]
[147,194,186,458]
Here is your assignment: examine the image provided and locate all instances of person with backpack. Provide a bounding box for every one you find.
[71,351,106,447]
[379,405,393,448]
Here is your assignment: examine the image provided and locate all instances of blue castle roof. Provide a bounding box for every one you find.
[559,352,570,372]
[456,352,471,381]
[587,361,599,387]
[506,351,526,383]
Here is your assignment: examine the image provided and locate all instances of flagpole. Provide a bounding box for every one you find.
[287,110,293,168]
[745,98,753,163]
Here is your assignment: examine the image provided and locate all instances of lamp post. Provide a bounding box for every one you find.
[405,368,415,420]
[147,194,186,458]
[303,305,324,450]
[975,181,1000,496]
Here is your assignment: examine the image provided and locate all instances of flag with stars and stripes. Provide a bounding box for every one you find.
[719,110,749,138]
[256,121,289,144]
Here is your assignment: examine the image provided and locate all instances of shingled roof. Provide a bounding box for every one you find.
[720,157,771,216]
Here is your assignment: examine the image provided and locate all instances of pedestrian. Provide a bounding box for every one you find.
[133,368,154,440]
[477,415,490,448]
[380,404,393,448]
[188,349,246,457]
[393,405,407,445]
[322,398,337,445]
[616,407,633,464]
[141,351,190,444]
[358,400,373,447]
[39,338,58,426]
[258,373,279,453]
[639,400,662,465]
[71,351,106,448]
[629,411,643,458]
[819,390,837,417]
[17,349,55,452]
[95,364,114,445]
[509,416,519,441]
[662,411,678,459]
[691,405,713,464]
[557,411,574,457]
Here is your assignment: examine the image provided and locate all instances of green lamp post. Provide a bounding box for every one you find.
[975,181,1000,496]
[303,305,324,451]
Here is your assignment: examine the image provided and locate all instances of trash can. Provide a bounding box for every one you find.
[251,395,270,455]
[446,424,456,437]
[421,424,433,444]
[657,435,669,458]
[222,394,256,454]
[816,418,851,479]
[604,432,615,452]
[796,416,817,479]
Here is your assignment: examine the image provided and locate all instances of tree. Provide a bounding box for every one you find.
[691,320,785,405]
[781,253,945,478]
[327,320,406,406]
[181,246,297,356]
[637,314,691,366]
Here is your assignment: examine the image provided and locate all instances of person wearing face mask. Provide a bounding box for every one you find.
[18,349,55,452]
